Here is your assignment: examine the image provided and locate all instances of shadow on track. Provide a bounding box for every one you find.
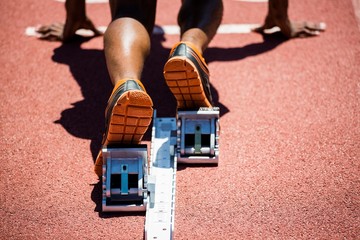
[48,29,287,214]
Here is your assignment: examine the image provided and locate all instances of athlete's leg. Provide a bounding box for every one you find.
[178,0,223,54]
[105,0,157,85]
[94,0,157,177]
[163,0,223,109]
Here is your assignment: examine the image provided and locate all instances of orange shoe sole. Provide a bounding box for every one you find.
[105,90,153,145]
[94,89,153,177]
[163,56,212,109]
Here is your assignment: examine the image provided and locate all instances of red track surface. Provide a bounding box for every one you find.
[1,0,359,239]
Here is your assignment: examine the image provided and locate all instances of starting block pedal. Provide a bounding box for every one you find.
[177,107,220,164]
[101,145,148,212]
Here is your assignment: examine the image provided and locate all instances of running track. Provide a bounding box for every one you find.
[1,0,359,239]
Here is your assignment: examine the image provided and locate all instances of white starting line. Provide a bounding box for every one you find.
[25,23,275,38]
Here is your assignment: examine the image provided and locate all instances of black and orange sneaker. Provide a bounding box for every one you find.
[163,41,213,109]
[94,79,153,177]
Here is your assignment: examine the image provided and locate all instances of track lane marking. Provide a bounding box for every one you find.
[25,23,267,37]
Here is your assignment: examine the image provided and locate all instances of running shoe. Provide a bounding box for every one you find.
[94,79,153,177]
[163,41,213,109]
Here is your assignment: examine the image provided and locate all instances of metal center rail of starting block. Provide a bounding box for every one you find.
[101,107,220,240]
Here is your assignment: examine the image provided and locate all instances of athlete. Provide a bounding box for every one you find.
[36,0,325,177]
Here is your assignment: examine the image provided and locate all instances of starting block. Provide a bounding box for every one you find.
[102,145,148,212]
[101,107,220,239]
[177,107,220,164]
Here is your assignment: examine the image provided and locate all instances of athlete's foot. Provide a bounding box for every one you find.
[163,42,213,109]
[94,79,153,177]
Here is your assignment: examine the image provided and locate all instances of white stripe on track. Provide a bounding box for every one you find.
[26,23,263,37]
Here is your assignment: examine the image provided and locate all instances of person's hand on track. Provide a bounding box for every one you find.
[36,17,102,42]
[253,17,326,38]
[253,0,326,39]
[288,21,326,38]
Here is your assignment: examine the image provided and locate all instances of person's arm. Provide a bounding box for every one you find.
[254,0,326,38]
[36,0,101,42]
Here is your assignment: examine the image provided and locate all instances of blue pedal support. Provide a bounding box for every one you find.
[101,145,148,212]
[177,107,220,164]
